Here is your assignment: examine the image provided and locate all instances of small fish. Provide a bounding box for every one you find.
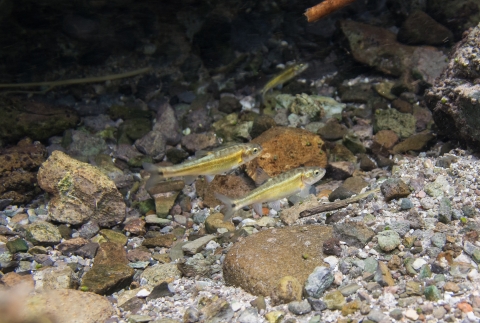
[260,63,309,104]
[143,143,263,190]
[215,166,326,221]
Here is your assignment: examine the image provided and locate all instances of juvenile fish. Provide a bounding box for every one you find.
[261,63,309,104]
[143,143,262,190]
[215,166,325,221]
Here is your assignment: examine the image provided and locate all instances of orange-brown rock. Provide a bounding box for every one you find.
[196,174,255,207]
[245,127,327,179]
[371,130,398,156]
[223,225,333,297]
[0,138,47,204]
[0,272,34,289]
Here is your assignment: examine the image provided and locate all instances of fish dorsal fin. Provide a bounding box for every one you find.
[254,167,271,186]
[195,150,213,158]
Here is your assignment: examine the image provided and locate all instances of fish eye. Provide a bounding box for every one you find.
[314,170,319,175]
[253,148,258,153]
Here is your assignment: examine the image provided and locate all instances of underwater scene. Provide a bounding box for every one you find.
[1,0,480,322]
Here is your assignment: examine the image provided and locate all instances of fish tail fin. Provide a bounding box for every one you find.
[214,192,237,222]
[143,162,165,191]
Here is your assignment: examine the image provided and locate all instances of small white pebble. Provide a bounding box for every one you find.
[404,308,419,320]
[412,258,427,270]
[136,289,151,297]
[323,256,339,268]
[231,301,242,312]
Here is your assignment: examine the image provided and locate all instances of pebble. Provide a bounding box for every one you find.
[404,308,419,320]
[237,308,260,323]
[304,266,334,298]
[400,198,413,210]
[377,230,401,251]
[181,235,216,254]
[412,258,427,270]
[288,300,312,315]
[367,309,387,322]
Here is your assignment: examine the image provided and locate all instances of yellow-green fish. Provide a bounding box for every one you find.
[261,63,309,104]
[215,166,325,221]
[143,143,263,190]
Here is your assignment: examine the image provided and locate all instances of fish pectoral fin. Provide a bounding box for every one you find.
[253,167,271,186]
[298,185,312,198]
[194,150,212,158]
[215,192,235,222]
[184,176,197,185]
[252,203,263,216]
[205,175,215,183]
[268,200,282,211]
[143,162,165,192]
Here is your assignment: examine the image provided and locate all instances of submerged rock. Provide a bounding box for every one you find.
[37,151,126,227]
[0,138,46,204]
[245,127,327,179]
[374,108,416,139]
[340,20,447,85]
[223,225,332,297]
[24,289,115,323]
[426,24,480,149]
[0,97,79,143]
[397,10,453,46]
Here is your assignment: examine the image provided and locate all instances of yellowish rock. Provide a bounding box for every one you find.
[99,229,128,246]
[265,311,285,323]
[270,276,302,305]
[341,299,361,316]
[324,290,346,310]
[205,213,235,233]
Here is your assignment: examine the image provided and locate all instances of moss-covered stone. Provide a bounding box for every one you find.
[80,263,135,294]
[374,108,416,139]
[109,105,152,120]
[323,290,346,310]
[424,285,441,301]
[6,238,29,253]
[133,199,156,215]
[26,221,62,246]
[99,229,128,246]
[0,98,79,143]
[117,118,151,144]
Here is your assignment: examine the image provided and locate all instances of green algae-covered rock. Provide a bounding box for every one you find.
[424,285,441,301]
[0,97,79,143]
[323,290,346,310]
[6,238,29,253]
[26,221,62,245]
[81,263,135,294]
[99,229,128,246]
[37,151,126,227]
[374,108,416,139]
[377,230,401,252]
[117,118,151,143]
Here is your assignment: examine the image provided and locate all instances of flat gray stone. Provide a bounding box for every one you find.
[181,235,216,254]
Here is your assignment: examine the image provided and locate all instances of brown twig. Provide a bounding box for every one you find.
[304,0,357,23]
[299,187,381,217]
